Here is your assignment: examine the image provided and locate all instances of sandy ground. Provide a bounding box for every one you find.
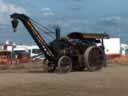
[0,64,128,96]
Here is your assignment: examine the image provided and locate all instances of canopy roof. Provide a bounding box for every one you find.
[67,32,109,40]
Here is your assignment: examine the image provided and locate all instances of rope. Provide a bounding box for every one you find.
[30,18,55,39]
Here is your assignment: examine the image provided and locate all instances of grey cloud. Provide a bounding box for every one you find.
[0,0,27,24]
[41,8,55,16]
[98,16,122,26]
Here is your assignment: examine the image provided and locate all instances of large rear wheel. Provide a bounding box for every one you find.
[57,56,72,73]
[84,46,105,72]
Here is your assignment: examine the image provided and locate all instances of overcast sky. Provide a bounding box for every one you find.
[0,0,128,44]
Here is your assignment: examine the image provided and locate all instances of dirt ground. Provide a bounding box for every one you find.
[0,64,128,96]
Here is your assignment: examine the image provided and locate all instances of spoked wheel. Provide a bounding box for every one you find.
[42,59,56,72]
[84,46,105,72]
[57,56,72,73]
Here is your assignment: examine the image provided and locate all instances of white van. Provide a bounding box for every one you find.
[14,45,44,60]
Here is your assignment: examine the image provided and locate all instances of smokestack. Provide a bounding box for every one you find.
[55,25,61,41]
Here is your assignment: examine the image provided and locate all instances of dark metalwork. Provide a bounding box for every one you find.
[10,13,109,73]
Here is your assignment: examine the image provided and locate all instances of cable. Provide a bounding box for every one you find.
[30,18,53,32]
[32,21,54,39]
[32,21,54,41]
[32,20,55,39]
[30,18,55,38]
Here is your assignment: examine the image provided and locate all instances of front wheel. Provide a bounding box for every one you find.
[57,56,72,73]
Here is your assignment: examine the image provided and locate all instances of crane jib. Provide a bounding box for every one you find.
[10,13,54,59]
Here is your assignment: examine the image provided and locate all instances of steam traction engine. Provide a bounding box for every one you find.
[10,13,109,73]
